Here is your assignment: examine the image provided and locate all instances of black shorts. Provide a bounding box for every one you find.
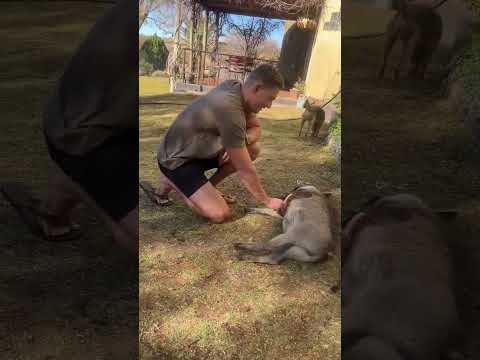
[158,158,219,198]
[45,133,138,221]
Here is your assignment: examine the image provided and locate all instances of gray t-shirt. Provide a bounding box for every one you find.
[42,0,137,156]
[157,80,250,170]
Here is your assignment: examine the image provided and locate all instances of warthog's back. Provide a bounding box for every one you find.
[283,195,333,254]
[342,196,460,360]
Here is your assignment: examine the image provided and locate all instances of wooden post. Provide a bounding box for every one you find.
[183,47,186,82]
[214,11,220,85]
[200,9,209,84]
[170,0,182,92]
[196,9,203,84]
[196,9,208,85]
[188,4,195,81]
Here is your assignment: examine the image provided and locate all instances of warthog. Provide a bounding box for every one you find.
[342,194,461,360]
[378,0,443,80]
[234,185,338,264]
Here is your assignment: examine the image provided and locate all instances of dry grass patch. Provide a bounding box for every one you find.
[139,92,340,359]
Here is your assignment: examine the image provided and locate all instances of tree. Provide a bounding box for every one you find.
[139,0,175,29]
[221,34,240,56]
[225,16,280,58]
[209,12,228,54]
[140,35,169,71]
[222,34,280,60]
[257,39,280,60]
[139,58,154,75]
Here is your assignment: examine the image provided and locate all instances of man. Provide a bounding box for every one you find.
[153,64,284,223]
[1,0,138,255]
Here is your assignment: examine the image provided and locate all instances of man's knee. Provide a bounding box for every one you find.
[206,206,232,223]
[247,142,261,161]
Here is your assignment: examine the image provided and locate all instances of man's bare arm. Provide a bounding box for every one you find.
[225,146,269,204]
[246,115,261,144]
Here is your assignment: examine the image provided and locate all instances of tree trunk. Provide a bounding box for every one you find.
[214,12,220,56]
[170,0,182,92]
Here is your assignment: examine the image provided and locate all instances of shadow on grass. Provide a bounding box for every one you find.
[2,3,139,358]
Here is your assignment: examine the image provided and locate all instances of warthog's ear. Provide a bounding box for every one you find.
[292,189,314,199]
[342,210,357,228]
[360,195,382,210]
[340,197,379,228]
[291,185,302,193]
[435,209,458,222]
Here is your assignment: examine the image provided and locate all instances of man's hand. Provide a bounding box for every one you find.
[246,114,261,128]
[265,197,283,211]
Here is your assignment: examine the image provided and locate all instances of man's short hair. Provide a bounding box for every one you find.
[246,64,284,89]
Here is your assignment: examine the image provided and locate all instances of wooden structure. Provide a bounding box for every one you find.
[179,47,278,85]
[170,0,322,91]
[197,0,318,20]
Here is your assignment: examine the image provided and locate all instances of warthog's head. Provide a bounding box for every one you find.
[341,193,458,263]
[279,185,330,217]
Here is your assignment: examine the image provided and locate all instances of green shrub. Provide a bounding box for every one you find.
[140,34,169,71]
[139,59,154,76]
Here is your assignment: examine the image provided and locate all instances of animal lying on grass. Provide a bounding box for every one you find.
[234,185,338,265]
[342,193,462,360]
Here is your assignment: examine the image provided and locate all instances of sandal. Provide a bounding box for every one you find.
[139,180,172,206]
[1,182,83,242]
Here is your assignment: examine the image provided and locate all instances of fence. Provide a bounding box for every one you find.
[172,47,279,86]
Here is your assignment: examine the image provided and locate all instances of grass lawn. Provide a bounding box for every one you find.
[139,97,341,359]
[139,76,170,96]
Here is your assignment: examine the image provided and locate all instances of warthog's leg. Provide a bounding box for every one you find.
[299,117,306,136]
[238,251,287,265]
[395,38,411,80]
[284,246,323,262]
[378,20,399,79]
[235,234,295,264]
[234,233,292,254]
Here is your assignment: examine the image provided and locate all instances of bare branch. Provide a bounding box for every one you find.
[139,0,173,29]
[225,16,279,58]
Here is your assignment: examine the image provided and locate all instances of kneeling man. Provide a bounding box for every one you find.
[155,64,284,223]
